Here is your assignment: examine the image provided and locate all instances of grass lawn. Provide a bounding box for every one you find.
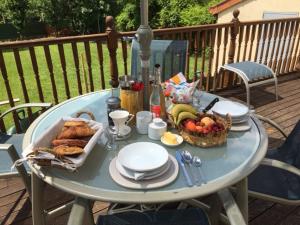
[0,42,129,128]
[0,41,205,129]
[0,42,129,104]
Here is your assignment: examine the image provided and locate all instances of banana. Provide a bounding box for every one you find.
[176,111,197,126]
[171,104,197,122]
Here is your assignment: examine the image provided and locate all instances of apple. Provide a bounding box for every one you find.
[201,117,215,127]
[196,126,203,133]
[185,120,197,132]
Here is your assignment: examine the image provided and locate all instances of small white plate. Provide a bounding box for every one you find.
[161,134,183,147]
[116,157,171,180]
[230,119,252,132]
[118,142,169,172]
[212,101,249,118]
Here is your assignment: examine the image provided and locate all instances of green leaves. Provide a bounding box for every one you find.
[116,0,221,31]
[0,0,222,34]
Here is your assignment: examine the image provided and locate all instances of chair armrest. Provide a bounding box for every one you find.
[255,114,288,138]
[218,189,247,225]
[261,158,300,176]
[0,102,52,120]
[0,143,11,151]
[0,98,20,106]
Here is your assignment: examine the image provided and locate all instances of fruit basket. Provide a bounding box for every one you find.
[168,104,231,148]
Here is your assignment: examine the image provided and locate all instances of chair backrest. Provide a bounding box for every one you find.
[278,120,300,168]
[6,109,43,135]
[131,39,188,81]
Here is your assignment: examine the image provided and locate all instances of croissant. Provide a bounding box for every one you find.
[52,139,88,148]
[53,146,84,156]
[57,126,95,139]
[64,121,88,127]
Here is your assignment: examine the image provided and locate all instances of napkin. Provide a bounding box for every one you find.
[14,117,103,172]
[162,73,200,104]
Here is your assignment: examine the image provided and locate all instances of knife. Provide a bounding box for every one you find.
[202,97,219,113]
[175,151,193,187]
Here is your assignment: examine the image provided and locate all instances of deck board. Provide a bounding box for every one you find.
[1,72,299,225]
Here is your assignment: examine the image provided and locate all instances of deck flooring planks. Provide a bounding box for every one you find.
[0,72,299,225]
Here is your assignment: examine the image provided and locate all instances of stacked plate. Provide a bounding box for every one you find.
[211,101,251,131]
[109,142,179,189]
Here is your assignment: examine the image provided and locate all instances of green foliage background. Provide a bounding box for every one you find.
[0,0,221,34]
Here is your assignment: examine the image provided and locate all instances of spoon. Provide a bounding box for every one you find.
[181,150,196,184]
[192,156,207,185]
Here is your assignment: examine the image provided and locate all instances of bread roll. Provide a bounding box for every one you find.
[57,126,95,139]
[52,139,88,148]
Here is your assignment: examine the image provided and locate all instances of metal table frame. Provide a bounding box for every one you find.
[22,90,268,225]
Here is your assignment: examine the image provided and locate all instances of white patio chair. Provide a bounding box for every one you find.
[219,61,278,108]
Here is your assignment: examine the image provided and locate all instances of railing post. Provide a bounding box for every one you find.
[106,16,119,88]
[226,9,240,87]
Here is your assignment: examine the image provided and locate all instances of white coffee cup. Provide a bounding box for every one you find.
[109,110,134,135]
[136,111,152,134]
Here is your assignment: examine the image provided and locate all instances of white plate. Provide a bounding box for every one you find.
[116,157,171,180]
[161,134,183,147]
[117,142,169,172]
[212,101,249,118]
[230,119,252,132]
[109,155,179,190]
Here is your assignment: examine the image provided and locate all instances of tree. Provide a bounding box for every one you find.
[32,0,111,34]
[180,5,216,26]
[0,0,29,30]
[115,0,221,31]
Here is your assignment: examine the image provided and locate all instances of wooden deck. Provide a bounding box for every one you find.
[1,72,300,225]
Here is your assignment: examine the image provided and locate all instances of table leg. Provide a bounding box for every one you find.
[207,194,222,225]
[31,173,46,225]
[236,178,248,224]
[67,197,95,225]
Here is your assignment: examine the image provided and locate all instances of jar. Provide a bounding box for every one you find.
[148,118,167,140]
[106,96,121,126]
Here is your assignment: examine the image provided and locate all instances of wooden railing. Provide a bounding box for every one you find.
[1,11,300,132]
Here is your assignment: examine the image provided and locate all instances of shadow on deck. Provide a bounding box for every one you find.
[1,72,299,225]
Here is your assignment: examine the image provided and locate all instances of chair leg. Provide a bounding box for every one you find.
[7,144,31,197]
[245,83,250,108]
[274,78,278,101]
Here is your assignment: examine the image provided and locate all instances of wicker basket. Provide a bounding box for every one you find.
[178,113,231,148]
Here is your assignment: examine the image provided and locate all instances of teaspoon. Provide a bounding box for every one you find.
[181,150,196,184]
[192,156,207,185]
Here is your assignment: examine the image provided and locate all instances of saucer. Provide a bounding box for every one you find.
[116,125,131,140]
[161,134,183,147]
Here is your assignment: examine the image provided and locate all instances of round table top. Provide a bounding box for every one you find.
[23,90,268,204]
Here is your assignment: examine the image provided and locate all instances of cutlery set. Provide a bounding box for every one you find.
[175,150,206,187]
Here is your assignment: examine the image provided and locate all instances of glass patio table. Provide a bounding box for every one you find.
[23,90,268,225]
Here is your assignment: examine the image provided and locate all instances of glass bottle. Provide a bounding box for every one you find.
[149,64,165,118]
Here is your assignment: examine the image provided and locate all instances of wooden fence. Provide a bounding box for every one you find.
[1,11,300,132]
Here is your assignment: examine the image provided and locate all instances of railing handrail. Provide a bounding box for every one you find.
[241,16,300,25]
[0,33,108,49]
